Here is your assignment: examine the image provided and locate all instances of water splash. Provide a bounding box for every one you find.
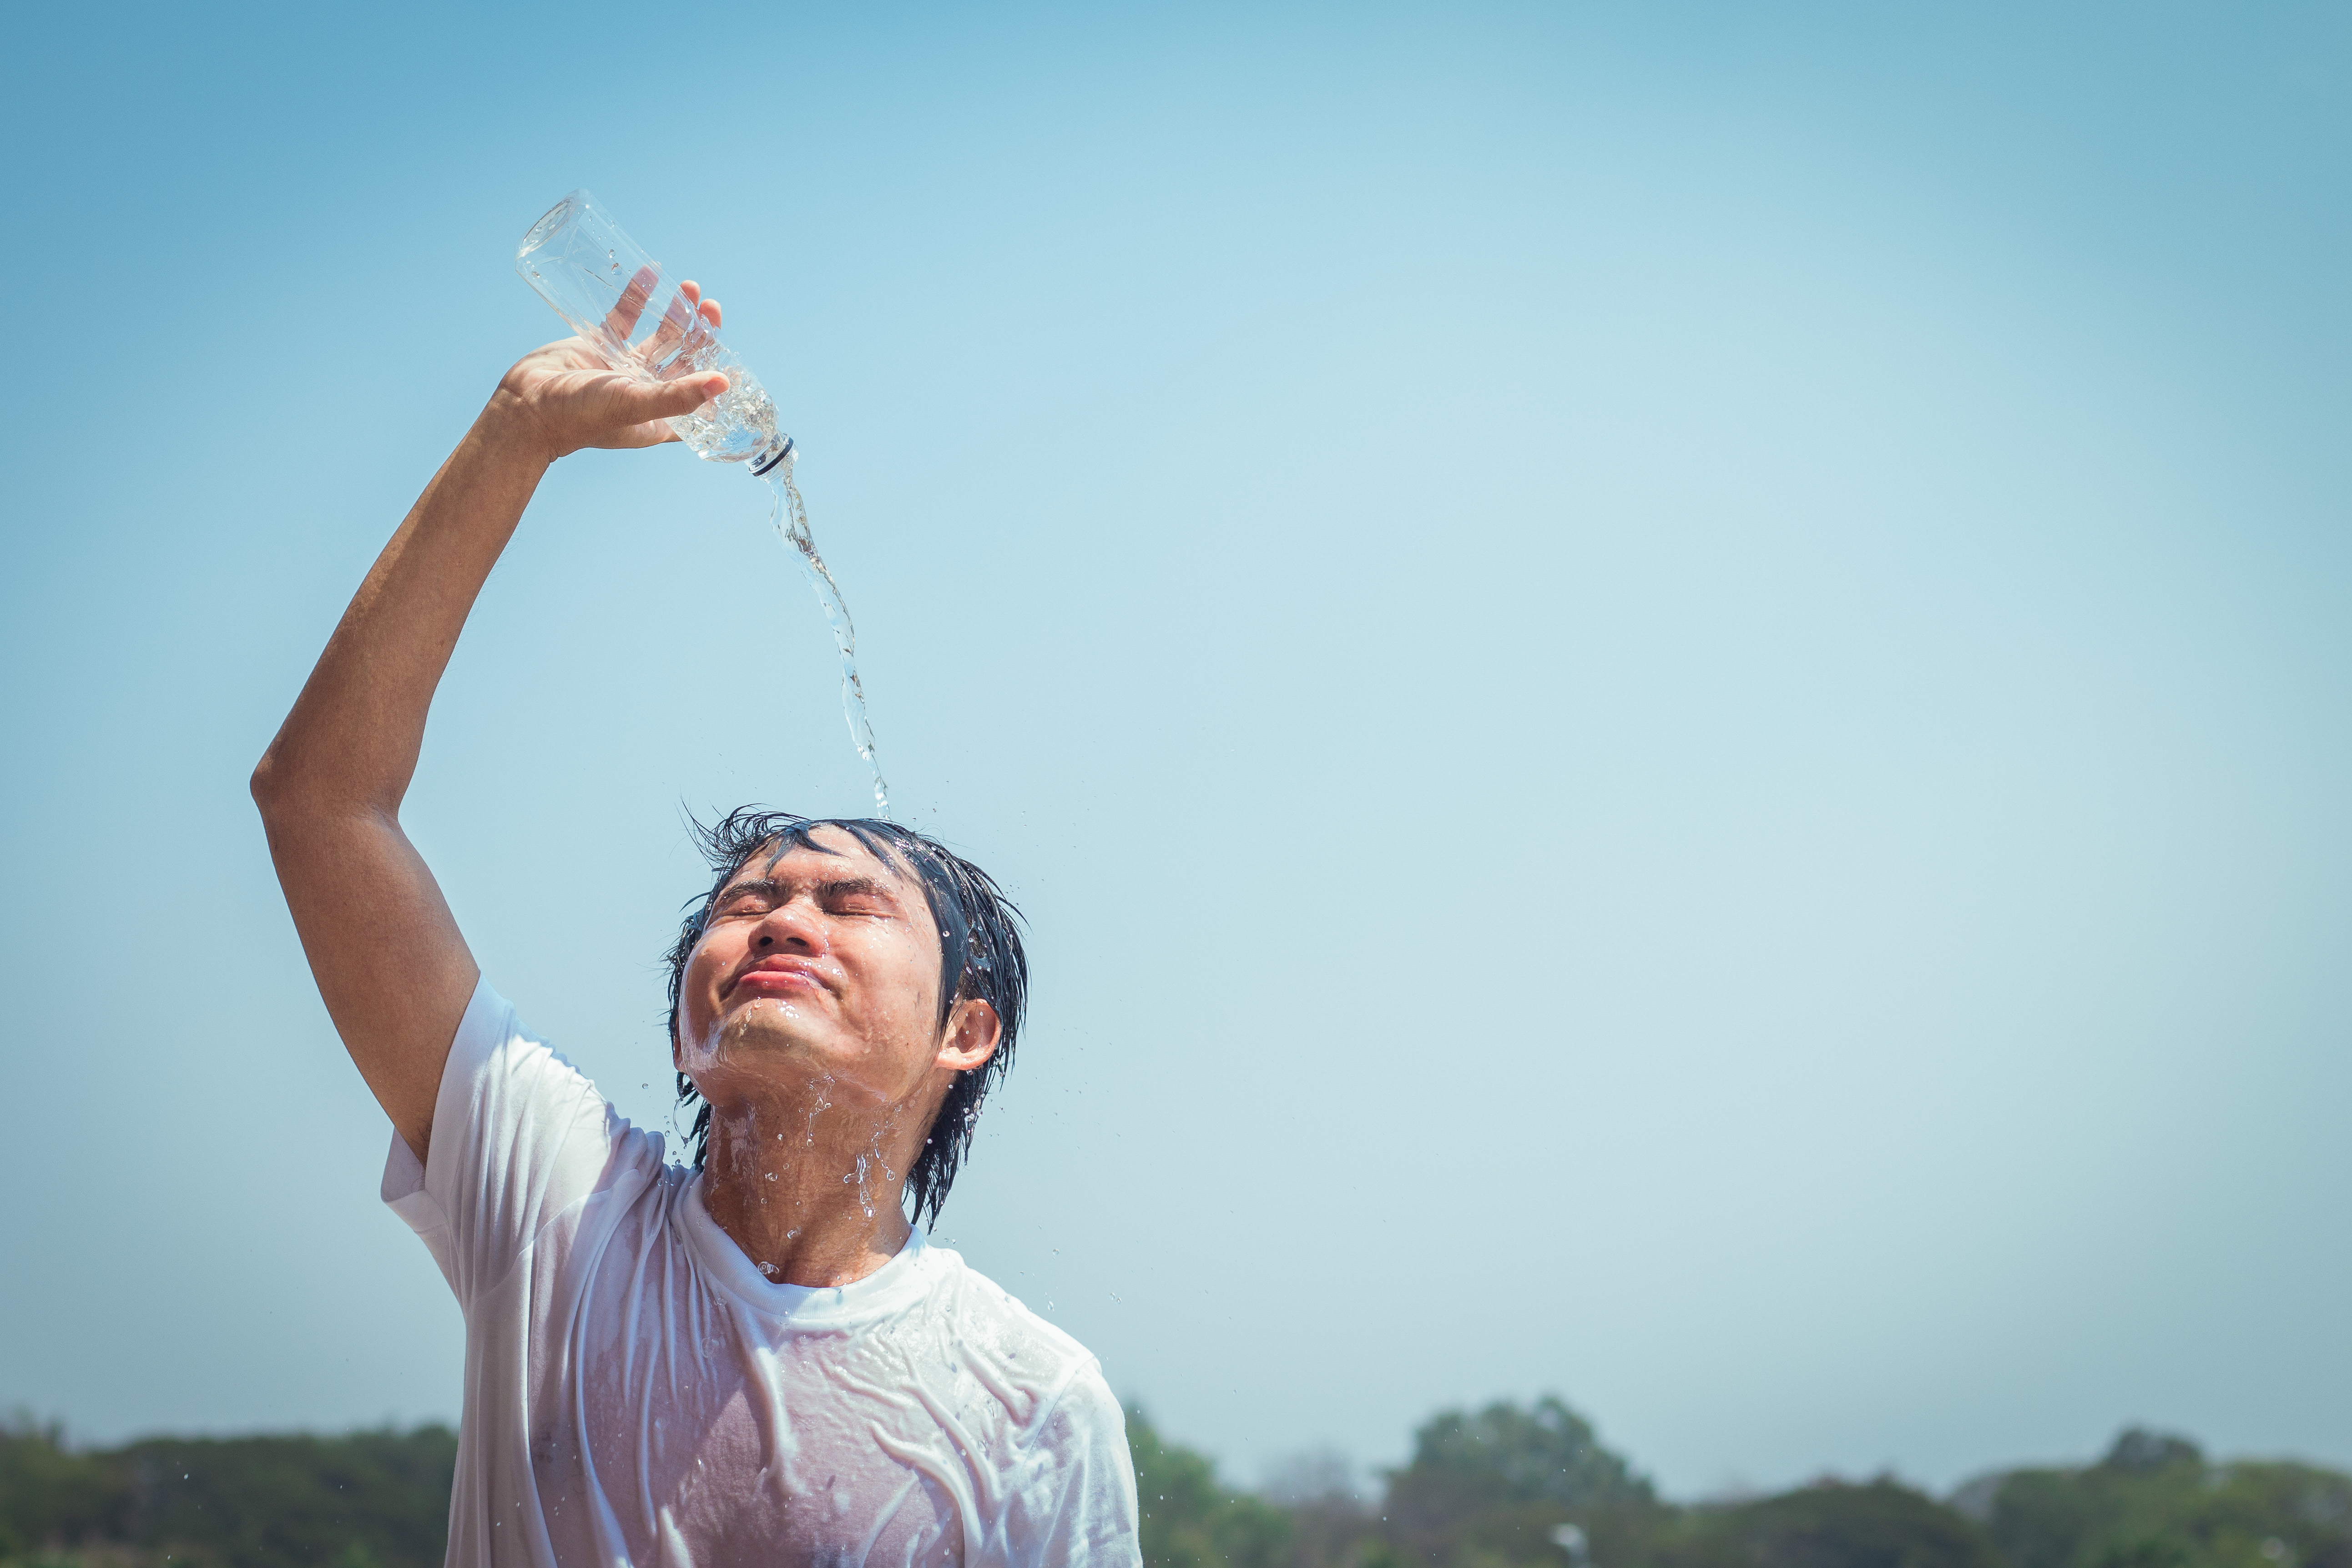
[765,459,888,813]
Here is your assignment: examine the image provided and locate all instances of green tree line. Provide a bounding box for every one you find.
[5,1397,2347,1568]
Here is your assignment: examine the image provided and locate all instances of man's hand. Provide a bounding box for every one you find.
[487,276,732,462]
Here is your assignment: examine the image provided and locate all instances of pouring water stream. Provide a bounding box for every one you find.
[766,458,888,815]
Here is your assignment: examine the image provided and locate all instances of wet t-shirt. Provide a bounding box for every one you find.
[380,978,1141,1568]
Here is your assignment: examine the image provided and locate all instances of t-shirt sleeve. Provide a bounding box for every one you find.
[1004,1360,1144,1567]
[378,976,640,1308]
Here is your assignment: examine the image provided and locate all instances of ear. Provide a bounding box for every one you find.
[935,998,1002,1074]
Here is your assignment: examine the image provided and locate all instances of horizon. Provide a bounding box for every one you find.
[5,1397,2333,1506]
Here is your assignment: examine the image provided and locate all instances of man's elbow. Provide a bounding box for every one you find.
[249,749,291,817]
[249,745,320,824]
[249,748,393,837]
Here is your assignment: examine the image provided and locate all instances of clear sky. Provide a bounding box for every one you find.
[2,0,2345,1500]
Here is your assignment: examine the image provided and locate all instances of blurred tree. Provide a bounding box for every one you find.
[0,1416,129,1559]
[1129,1405,1293,1568]
[2100,1435,2205,1479]
[6,1403,2350,1568]
[111,1427,455,1568]
[1264,1449,1381,1568]
[0,1421,454,1568]
[1655,1480,2005,1568]
[1400,1397,1657,1512]
[1383,1395,1664,1568]
[1965,1427,2352,1568]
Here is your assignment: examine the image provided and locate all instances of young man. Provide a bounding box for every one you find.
[252,284,1141,1566]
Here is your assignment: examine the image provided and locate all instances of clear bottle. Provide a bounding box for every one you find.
[515,190,793,475]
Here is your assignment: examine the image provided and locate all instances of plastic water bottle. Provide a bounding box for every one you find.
[515,190,793,476]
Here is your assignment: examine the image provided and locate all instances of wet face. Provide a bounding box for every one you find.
[674,828,997,1121]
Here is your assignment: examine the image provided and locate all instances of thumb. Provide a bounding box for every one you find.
[625,372,730,423]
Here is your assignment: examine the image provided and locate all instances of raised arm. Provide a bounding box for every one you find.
[252,283,729,1159]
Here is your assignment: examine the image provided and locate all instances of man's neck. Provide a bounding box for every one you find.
[696,1102,917,1288]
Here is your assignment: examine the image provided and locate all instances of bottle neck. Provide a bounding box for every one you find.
[750,434,796,478]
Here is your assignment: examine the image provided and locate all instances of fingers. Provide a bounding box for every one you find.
[601,272,723,363]
[638,279,723,367]
[681,279,722,330]
[603,265,661,342]
[644,291,698,362]
[622,371,730,424]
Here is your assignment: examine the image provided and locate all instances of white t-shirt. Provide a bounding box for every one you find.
[380,978,1141,1567]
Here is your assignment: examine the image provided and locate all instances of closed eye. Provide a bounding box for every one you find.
[711,878,782,918]
[709,874,902,920]
[819,880,898,918]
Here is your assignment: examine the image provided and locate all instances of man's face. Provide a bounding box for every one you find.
[675,829,985,1117]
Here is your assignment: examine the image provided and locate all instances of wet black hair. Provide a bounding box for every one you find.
[663,807,1027,1228]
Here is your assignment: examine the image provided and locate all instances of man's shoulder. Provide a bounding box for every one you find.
[915,1244,1118,1427]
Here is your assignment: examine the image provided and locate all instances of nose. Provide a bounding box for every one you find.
[752,895,825,954]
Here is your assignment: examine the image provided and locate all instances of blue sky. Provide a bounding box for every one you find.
[2,0,2345,1497]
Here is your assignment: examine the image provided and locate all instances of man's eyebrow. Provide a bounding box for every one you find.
[817,876,898,904]
[712,877,782,903]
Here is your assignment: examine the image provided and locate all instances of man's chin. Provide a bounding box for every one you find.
[680,1000,822,1071]
[725,995,827,1042]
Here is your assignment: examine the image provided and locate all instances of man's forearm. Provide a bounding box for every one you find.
[252,399,550,819]
[250,397,555,1154]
